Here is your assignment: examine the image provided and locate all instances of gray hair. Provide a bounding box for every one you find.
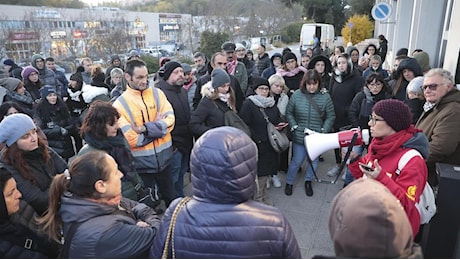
[110,68,123,78]
[425,68,454,85]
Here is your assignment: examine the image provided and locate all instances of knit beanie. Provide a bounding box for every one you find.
[373,99,411,131]
[20,66,39,80]
[329,178,413,258]
[406,76,424,96]
[0,113,36,147]
[0,77,21,91]
[3,59,14,66]
[282,52,297,65]
[271,52,282,63]
[70,66,84,83]
[211,69,230,89]
[181,63,192,74]
[252,76,270,90]
[40,85,57,99]
[235,43,245,51]
[160,61,182,80]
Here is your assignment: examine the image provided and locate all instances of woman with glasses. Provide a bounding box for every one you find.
[239,76,285,205]
[21,66,42,103]
[347,99,429,238]
[345,73,391,186]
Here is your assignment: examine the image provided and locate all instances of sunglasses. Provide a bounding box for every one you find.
[422,83,444,91]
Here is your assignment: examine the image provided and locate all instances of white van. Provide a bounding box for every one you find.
[299,23,335,55]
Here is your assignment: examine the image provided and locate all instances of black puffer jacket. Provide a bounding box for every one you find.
[150,126,301,258]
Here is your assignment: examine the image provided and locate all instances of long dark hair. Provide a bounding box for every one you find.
[38,151,112,241]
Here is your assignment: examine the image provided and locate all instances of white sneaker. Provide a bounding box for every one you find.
[272,174,282,188]
[327,165,340,177]
[266,178,271,189]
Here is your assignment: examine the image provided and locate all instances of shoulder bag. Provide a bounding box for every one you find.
[260,108,289,153]
[304,93,326,121]
[162,196,192,259]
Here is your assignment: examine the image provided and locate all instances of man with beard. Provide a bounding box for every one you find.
[193,52,208,79]
[113,59,176,208]
[156,61,193,197]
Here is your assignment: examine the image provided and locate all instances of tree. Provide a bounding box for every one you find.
[200,30,229,59]
[347,0,374,18]
[341,14,374,45]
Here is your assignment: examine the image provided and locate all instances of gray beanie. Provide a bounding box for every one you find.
[181,63,192,74]
[211,69,230,89]
[0,77,21,91]
[0,113,36,147]
[407,76,424,96]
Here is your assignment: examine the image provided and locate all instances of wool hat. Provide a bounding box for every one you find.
[282,52,297,65]
[329,178,414,258]
[21,66,39,80]
[407,76,424,95]
[129,50,140,58]
[0,113,36,147]
[235,43,245,51]
[160,61,182,80]
[70,72,83,83]
[40,85,57,99]
[0,77,21,91]
[3,59,15,66]
[271,52,282,63]
[252,76,270,90]
[211,68,230,89]
[373,99,412,131]
[181,63,192,74]
[221,42,236,53]
[110,55,120,63]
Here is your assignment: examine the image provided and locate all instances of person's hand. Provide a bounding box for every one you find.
[359,159,381,179]
[136,221,150,228]
[275,122,288,131]
[131,124,146,134]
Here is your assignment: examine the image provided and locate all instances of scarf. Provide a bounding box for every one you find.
[423,101,436,112]
[367,125,421,161]
[277,66,307,77]
[6,91,34,105]
[227,59,237,75]
[248,95,276,108]
[218,92,232,109]
[83,131,137,175]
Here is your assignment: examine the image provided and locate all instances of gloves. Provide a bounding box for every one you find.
[60,127,68,136]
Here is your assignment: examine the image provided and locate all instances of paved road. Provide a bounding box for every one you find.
[184,148,344,258]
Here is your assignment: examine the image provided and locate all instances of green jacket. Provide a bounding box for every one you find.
[286,89,335,145]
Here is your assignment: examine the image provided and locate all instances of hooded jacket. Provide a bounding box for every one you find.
[389,58,423,101]
[31,54,64,97]
[328,178,423,258]
[150,127,301,258]
[60,196,159,258]
[415,88,460,186]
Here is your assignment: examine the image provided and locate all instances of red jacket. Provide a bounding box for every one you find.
[349,147,427,237]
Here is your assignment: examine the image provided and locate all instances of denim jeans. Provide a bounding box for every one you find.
[286,142,319,184]
[344,145,364,185]
[171,148,189,197]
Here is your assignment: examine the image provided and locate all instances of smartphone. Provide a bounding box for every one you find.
[359,162,374,171]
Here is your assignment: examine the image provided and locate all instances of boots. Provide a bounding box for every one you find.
[305,181,313,197]
[285,184,293,196]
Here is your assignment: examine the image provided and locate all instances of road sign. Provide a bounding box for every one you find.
[372,2,392,21]
[348,22,353,28]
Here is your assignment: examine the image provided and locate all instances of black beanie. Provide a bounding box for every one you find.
[160,61,182,80]
[282,52,297,65]
[252,76,270,90]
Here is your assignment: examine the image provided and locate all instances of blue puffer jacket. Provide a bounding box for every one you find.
[150,126,301,258]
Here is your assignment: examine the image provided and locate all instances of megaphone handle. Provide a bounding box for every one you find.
[333,132,359,183]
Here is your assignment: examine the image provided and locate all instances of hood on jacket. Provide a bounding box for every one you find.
[0,77,21,92]
[397,57,423,79]
[402,131,430,159]
[307,55,332,73]
[60,194,118,224]
[190,127,257,204]
[31,54,44,70]
[329,178,415,258]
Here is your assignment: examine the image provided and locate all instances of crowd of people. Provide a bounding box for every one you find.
[0,33,458,258]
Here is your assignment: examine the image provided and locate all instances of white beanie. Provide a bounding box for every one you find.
[407,76,424,95]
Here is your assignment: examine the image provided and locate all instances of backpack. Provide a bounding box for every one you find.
[224,110,252,137]
[396,149,437,224]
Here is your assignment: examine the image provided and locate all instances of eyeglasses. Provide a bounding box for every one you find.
[422,83,444,91]
[369,115,385,124]
[368,82,382,88]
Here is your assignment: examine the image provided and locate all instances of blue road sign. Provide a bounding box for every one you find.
[372,2,392,21]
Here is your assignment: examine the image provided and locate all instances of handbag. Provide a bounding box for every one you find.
[162,196,192,259]
[260,108,290,153]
